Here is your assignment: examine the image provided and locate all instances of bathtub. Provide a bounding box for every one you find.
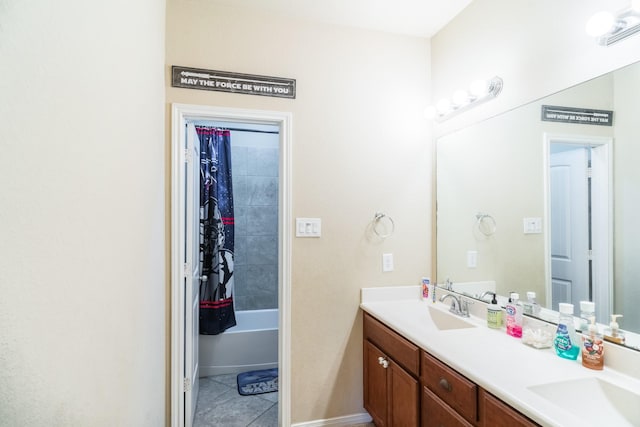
[199,309,279,377]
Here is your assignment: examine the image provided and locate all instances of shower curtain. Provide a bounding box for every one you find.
[196,126,236,335]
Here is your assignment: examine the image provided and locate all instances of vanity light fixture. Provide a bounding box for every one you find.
[586,1,640,46]
[424,76,503,122]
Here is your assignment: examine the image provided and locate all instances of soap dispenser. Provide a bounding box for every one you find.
[487,293,502,329]
[604,314,626,345]
[554,303,580,360]
[505,292,523,338]
[581,317,604,370]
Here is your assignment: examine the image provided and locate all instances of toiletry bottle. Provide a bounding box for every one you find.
[579,301,595,332]
[581,317,604,370]
[487,293,503,329]
[523,291,541,316]
[421,277,430,301]
[505,292,523,338]
[604,314,626,344]
[554,303,580,360]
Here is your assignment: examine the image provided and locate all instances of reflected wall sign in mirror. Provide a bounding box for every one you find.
[436,60,640,345]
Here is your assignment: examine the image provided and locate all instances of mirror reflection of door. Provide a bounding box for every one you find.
[550,144,590,311]
[548,136,612,324]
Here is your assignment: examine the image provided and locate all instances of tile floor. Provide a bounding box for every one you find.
[194,374,278,427]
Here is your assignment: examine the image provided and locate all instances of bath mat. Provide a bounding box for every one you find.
[237,368,278,396]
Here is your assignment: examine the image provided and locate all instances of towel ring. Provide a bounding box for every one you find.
[373,212,395,238]
[475,213,496,236]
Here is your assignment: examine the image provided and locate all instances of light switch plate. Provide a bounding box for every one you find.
[523,217,542,234]
[296,218,321,237]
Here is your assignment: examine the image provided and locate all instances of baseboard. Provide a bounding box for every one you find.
[291,412,373,427]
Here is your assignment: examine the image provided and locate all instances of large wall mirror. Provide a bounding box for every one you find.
[436,60,640,349]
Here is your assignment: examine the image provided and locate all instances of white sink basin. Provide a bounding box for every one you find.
[528,377,640,425]
[427,306,476,330]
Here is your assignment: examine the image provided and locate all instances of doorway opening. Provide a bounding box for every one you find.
[171,104,292,427]
[543,133,613,324]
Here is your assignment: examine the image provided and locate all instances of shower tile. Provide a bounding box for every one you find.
[246,206,278,236]
[235,207,248,237]
[243,265,278,310]
[234,235,248,266]
[247,147,279,177]
[246,236,278,265]
[246,176,278,207]
[232,146,248,176]
[233,175,249,206]
[234,295,250,311]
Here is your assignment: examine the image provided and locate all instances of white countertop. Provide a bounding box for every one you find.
[360,286,640,427]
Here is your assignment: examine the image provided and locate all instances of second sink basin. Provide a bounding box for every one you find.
[427,306,476,330]
[528,377,640,426]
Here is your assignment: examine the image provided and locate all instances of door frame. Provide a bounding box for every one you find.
[170,103,293,427]
[543,133,613,322]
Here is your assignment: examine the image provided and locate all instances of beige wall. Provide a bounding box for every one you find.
[166,1,432,423]
[0,1,166,425]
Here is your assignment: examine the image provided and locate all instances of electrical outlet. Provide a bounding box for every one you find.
[382,253,394,272]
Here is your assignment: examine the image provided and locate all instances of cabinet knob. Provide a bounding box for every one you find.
[438,377,452,392]
[377,356,389,369]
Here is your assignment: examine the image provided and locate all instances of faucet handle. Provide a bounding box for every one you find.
[460,298,474,317]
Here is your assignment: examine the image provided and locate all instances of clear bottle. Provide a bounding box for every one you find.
[554,303,580,360]
[505,292,523,338]
[579,301,595,332]
[523,291,541,316]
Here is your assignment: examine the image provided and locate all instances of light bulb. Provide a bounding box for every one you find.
[585,11,615,37]
[452,89,470,106]
[469,79,488,97]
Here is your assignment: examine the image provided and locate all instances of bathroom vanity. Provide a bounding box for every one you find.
[364,312,537,426]
[361,286,640,427]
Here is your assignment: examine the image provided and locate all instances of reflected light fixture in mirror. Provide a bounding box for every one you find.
[586,1,640,46]
[424,76,503,122]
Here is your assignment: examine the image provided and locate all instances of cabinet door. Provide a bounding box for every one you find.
[479,389,540,427]
[364,340,388,427]
[389,361,419,426]
[422,386,474,427]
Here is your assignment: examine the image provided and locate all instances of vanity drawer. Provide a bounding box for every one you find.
[422,386,474,427]
[479,389,540,427]
[421,351,477,424]
[364,313,420,376]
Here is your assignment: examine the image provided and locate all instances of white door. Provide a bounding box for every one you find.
[550,146,590,311]
[185,123,201,426]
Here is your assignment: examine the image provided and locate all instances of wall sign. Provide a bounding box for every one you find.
[172,66,296,99]
[541,105,613,126]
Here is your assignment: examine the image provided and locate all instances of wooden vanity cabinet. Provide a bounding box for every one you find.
[421,350,477,426]
[363,312,540,427]
[364,313,420,426]
[478,388,539,427]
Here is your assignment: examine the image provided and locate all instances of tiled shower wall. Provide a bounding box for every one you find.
[231,130,279,311]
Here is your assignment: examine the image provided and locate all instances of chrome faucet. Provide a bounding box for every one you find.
[444,278,453,291]
[479,291,494,301]
[439,293,474,317]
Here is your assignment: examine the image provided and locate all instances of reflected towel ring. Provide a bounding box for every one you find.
[373,212,395,238]
[475,213,496,236]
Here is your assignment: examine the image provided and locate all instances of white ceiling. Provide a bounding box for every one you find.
[207,0,473,38]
